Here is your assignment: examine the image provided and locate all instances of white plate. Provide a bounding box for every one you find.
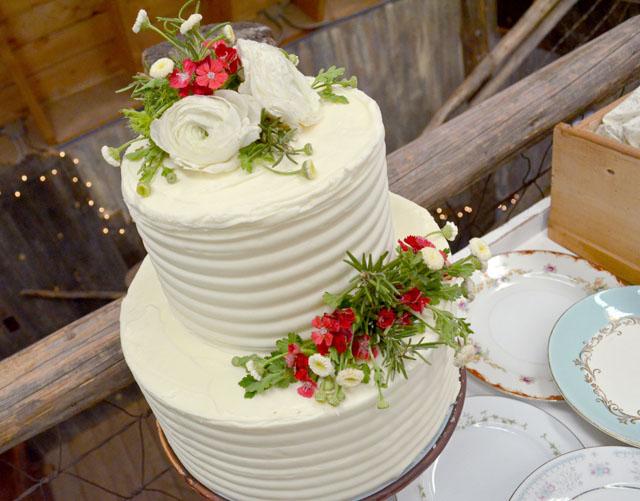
[396,395,583,501]
[510,446,640,500]
[462,251,620,401]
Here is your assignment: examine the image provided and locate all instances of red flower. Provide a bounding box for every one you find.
[400,287,431,313]
[398,312,412,325]
[212,40,240,73]
[297,380,317,398]
[333,334,348,354]
[336,307,355,328]
[398,235,435,253]
[352,335,378,360]
[285,343,300,368]
[195,56,228,90]
[168,59,196,90]
[377,308,396,329]
[295,367,310,382]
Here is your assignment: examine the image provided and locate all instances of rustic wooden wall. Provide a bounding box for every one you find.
[287,0,465,152]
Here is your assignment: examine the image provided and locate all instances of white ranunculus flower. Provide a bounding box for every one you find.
[149,57,175,79]
[308,354,334,378]
[441,221,459,241]
[101,145,120,167]
[132,9,148,33]
[469,237,492,262]
[150,92,261,174]
[336,368,364,388]
[423,247,445,271]
[237,38,321,127]
[180,13,202,34]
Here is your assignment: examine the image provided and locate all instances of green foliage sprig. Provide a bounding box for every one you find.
[312,66,358,104]
[234,229,486,409]
[239,110,316,179]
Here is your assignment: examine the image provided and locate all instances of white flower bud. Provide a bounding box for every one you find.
[223,24,236,44]
[180,13,202,34]
[149,57,175,79]
[423,247,445,271]
[441,221,459,241]
[101,145,120,167]
[469,237,492,262]
[336,368,364,388]
[132,9,149,33]
[308,354,334,377]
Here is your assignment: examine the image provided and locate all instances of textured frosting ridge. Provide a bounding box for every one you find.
[122,88,394,351]
[121,195,459,501]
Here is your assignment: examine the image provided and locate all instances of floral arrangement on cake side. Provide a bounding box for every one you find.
[101,0,356,196]
[234,223,491,409]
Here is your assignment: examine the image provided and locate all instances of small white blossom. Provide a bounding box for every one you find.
[454,344,477,367]
[149,57,175,79]
[441,221,459,241]
[308,354,334,378]
[101,145,120,167]
[423,247,444,271]
[246,359,262,381]
[336,368,364,388]
[223,24,236,44]
[132,9,149,33]
[180,13,202,34]
[469,237,492,262]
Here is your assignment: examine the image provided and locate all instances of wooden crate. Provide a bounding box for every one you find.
[549,95,640,284]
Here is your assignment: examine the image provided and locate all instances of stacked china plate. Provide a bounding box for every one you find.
[397,250,640,501]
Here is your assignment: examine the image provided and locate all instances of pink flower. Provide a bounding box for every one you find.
[297,380,317,398]
[168,59,196,90]
[398,312,412,325]
[376,308,396,329]
[285,343,300,367]
[398,235,435,253]
[195,56,228,90]
[352,335,378,360]
[399,287,431,313]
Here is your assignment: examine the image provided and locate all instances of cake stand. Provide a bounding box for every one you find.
[156,369,466,501]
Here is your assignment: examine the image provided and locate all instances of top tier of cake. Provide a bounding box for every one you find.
[121,87,395,351]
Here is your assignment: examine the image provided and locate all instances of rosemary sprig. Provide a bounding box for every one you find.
[238,110,315,179]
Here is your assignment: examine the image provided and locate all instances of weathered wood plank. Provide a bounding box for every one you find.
[389,14,640,208]
[3,15,640,456]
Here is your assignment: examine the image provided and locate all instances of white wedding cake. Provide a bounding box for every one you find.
[108,7,484,500]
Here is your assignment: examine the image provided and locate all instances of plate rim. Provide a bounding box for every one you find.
[424,394,584,499]
[548,285,640,447]
[509,444,640,500]
[466,249,622,402]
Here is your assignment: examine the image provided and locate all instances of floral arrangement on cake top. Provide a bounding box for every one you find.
[234,223,491,409]
[101,0,357,196]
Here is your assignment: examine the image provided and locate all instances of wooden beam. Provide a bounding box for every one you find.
[426,0,562,130]
[2,15,640,454]
[0,18,55,143]
[0,300,130,454]
[391,14,640,208]
[460,0,491,75]
[471,0,578,104]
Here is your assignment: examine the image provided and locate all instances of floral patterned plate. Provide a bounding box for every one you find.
[397,396,583,501]
[510,446,640,500]
[549,286,640,447]
[462,250,621,401]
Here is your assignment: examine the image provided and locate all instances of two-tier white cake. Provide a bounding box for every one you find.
[120,85,460,500]
[110,15,465,500]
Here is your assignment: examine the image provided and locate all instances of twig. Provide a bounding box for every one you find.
[20,289,125,300]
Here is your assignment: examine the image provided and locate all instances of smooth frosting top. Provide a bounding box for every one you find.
[121,87,384,229]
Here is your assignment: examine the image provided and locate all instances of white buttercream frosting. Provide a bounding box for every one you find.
[122,88,393,351]
[121,194,459,501]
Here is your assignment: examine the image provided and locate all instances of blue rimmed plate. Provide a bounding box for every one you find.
[549,286,640,446]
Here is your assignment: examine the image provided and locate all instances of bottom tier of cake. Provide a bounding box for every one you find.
[120,193,461,501]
